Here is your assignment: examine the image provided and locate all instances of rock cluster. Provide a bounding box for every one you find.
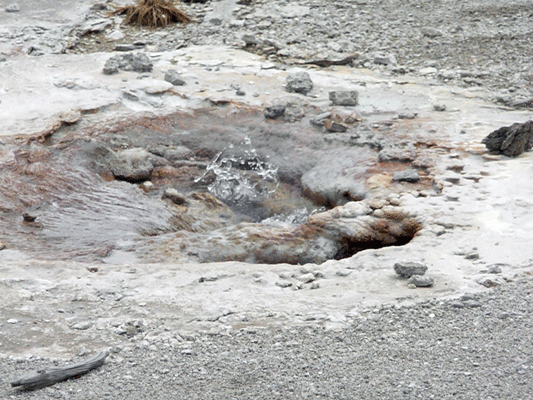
[394,261,434,287]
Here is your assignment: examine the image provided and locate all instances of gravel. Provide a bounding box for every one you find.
[3,277,533,399]
[69,0,533,106]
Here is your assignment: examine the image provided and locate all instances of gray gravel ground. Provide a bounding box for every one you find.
[4,276,533,399]
[73,0,533,104]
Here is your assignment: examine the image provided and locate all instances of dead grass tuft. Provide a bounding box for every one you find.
[113,0,191,27]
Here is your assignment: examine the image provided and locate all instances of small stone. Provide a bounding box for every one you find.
[106,30,125,41]
[408,275,434,287]
[394,262,428,278]
[324,119,348,132]
[7,319,18,324]
[487,265,502,274]
[115,44,138,52]
[5,4,20,12]
[236,89,246,96]
[373,52,396,65]
[162,188,188,205]
[329,91,359,106]
[72,321,93,330]
[463,300,482,308]
[58,109,81,125]
[299,273,316,283]
[285,72,313,95]
[103,53,153,75]
[398,113,416,120]
[310,282,320,290]
[497,312,510,319]
[264,105,286,119]
[22,212,37,222]
[421,27,443,38]
[164,69,186,86]
[450,301,465,309]
[433,104,447,112]
[336,270,352,277]
[419,67,438,76]
[464,251,479,260]
[392,169,420,183]
[242,34,260,46]
[275,281,292,288]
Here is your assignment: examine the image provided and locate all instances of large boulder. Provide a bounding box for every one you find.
[482,120,533,157]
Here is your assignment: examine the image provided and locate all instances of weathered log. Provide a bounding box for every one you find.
[11,350,109,390]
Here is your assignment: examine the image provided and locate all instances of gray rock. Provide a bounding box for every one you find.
[394,262,428,278]
[329,91,359,106]
[285,72,313,95]
[103,53,153,75]
[164,70,186,86]
[482,120,533,157]
[115,44,140,52]
[264,105,286,119]
[81,18,113,35]
[163,146,194,163]
[162,189,188,205]
[299,273,316,283]
[392,169,420,183]
[408,275,434,287]
[111,148,158,182]
[72,321,93,330]
[324,119,348,132]
[5,4,20,12]
[373,52,396,65]
[433,104,447,112]
[463,300,482,308]
[422,27,443,38]
[310,111,332,126]
[464,251,480,260]
[378,147,417,162]
[242,34,260,46]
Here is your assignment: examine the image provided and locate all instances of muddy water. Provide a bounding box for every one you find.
[0,107,404,264]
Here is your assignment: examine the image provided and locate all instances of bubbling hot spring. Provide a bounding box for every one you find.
[0,108,424,265]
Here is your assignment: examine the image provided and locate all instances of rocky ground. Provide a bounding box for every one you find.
[1,0,533,398]
[74,0,533,107]
[3,277,533,399]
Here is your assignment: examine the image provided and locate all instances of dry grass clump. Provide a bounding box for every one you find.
[113,0,191,27]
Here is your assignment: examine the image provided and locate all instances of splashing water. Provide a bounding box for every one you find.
[195,136,279,207]
[262,206,327,225]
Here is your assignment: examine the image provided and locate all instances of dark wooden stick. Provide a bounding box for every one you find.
[11,350,109,391]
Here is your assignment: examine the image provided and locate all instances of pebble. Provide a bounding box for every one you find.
[299,273,316,283]
[285,72,313,95]
[329,91,358,107]
[164,69,186,86]
[392,169,420,183]
[5,4,20,12]
[408,275,434,287]
[394,262,428,278]
[72,321,93,330]
[264,105,286,119]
